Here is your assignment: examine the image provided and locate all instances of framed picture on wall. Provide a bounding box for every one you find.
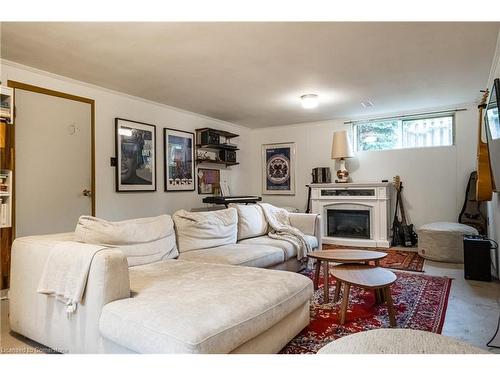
[197,168,220,195]
[164,128,195,191]
[115,118,156,192]
[262,142,296,195]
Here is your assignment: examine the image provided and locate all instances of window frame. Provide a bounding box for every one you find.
[352,113,456,152]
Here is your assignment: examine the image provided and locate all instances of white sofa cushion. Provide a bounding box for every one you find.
[178,243,284,268]
[228,203,269,240]
[173,208,238,252]
[75,215,178,267]
[99,260,313,353]
[76,215,174,245]
[238,235,318,260]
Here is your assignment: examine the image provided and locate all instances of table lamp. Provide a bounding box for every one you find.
[331,130,354,183]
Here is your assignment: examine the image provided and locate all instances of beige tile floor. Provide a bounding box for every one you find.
[1,260,499,354]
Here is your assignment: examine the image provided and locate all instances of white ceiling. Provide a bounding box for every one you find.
[1,22,499,128]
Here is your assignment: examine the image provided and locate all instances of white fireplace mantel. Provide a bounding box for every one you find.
[310,182,393,248]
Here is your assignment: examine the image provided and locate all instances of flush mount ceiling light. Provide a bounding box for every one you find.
[361,100,374,108]
[300,94,319,109]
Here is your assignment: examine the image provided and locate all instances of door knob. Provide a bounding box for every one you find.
[82,189,92,197]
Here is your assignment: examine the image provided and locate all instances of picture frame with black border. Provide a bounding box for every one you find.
[261,142,296,195]
[164,128,195,192]
[115,118,156,192]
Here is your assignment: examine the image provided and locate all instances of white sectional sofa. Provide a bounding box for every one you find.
[175,204,321,271]
[9,205,321,354]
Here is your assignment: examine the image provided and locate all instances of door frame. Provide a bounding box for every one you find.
[7,80,96,232]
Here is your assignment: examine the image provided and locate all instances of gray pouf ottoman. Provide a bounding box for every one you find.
[417,222,478,263]
[317,329,488,354]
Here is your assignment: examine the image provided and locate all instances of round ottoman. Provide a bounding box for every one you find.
[317,329,488,354]
[417,222,478,263]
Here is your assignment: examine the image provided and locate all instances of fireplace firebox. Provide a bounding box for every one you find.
[327,209,370,239]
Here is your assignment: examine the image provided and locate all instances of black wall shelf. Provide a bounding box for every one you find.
[195,128,239,168]
[196,159,240,167]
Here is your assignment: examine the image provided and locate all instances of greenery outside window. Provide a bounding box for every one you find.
[354,115,454,151]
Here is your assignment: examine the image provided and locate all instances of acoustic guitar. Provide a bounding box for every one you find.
[476,89,495,201]
[458,171,487,234]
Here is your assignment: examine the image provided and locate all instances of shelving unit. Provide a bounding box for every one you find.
[1,86,14,149]
[0,86,14,125]
[195,128,240,168]
[0,169,12,228]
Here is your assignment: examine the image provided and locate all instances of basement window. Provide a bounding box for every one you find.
[354,115,454,152]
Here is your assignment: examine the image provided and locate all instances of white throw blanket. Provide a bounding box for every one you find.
[37,241,107,317]
[258,203,311,260]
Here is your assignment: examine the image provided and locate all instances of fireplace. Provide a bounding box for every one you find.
[311,182,392,247]
[327,209,371,239]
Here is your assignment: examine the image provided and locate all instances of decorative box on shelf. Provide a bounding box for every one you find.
[195,128,239,167]
[219,148,237,163]
[0,169,13,228]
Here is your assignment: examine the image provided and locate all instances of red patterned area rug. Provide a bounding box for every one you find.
[280,268,452,354]
[322,244,425,272]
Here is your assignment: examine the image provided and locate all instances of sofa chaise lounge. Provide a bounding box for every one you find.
[9,205,321,353]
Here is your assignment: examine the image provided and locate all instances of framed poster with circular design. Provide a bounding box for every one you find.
[262,142,296,195]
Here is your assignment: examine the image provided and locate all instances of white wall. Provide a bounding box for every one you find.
[247,106,478,228]
[1,60,251,221]
[487,31,500,249]
[0,58,490,232]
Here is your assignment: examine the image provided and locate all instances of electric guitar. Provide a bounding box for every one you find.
[476,89,495,201]
[392,176,417,247]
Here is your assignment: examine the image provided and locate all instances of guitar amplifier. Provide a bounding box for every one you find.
[463,235,494,281]
[312,167,331,183]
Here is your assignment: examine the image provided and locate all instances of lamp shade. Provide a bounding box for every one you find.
[331,130,354,159]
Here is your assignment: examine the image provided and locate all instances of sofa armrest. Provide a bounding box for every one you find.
[9,234,130,353]
[289,213,322,250]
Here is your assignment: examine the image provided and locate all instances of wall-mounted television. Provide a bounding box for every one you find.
[485,78,500,191]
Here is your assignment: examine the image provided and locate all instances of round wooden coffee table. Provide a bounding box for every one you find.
[330,264,397,326]
[307,250,387,303]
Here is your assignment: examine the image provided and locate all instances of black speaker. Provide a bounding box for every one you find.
[463,235,492,281]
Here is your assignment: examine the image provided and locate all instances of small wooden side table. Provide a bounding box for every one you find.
[331,264,397,327]
[307,250,388,303]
